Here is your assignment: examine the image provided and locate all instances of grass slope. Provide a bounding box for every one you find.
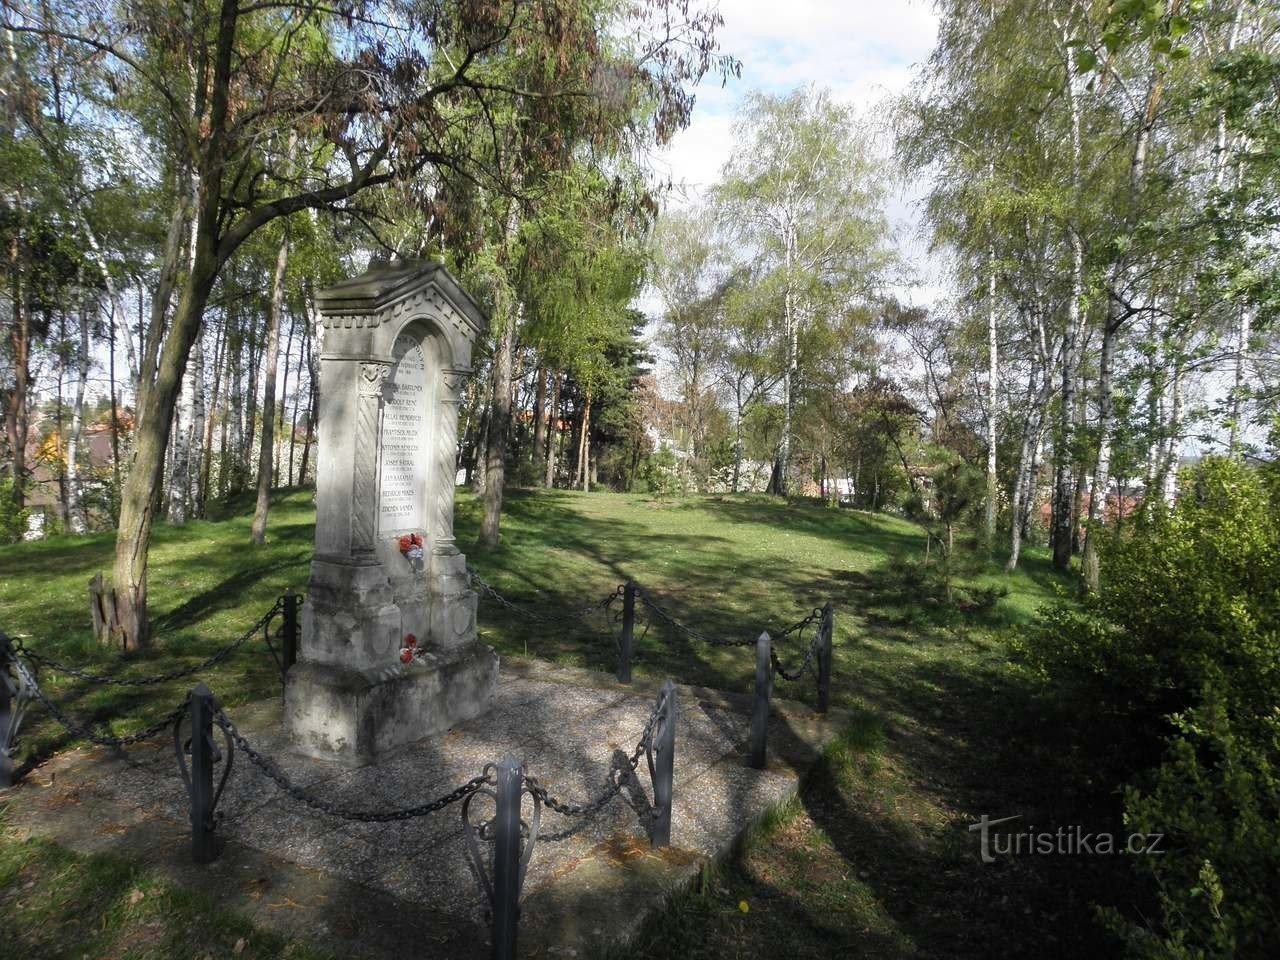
[1,488,1123,959]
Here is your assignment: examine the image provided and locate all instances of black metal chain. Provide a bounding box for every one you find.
[8,651,193,747]
[213,708,490,822]
[468,566,624,627]
[523,685,668,821]
[11,599,285,688]
[633,587,758,648]
[770,609,825,683]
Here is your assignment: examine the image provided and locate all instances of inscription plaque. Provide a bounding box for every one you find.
[379,335,430,534]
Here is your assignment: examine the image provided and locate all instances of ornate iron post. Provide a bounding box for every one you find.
[817,602,834,714]
[750,631,772,769]
[491,755,525,960]
[176,682,233,864]
[648,680,676,847]
[618,581,636,683]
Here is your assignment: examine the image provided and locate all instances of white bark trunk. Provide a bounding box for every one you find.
[985,247,998,545]
[66,299,91,533]
[251,228,289,544]
[1228,307,1252,457]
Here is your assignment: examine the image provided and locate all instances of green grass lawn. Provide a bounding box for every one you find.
[1,487,1129,959]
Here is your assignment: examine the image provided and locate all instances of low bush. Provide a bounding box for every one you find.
[1011,458,1280,958]
[0,478,30,543]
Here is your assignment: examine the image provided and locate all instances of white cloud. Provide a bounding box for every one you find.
[651,0,942,306]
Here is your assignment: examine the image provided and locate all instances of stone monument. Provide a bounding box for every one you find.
[285,259,498,764]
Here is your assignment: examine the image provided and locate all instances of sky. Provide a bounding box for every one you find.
[652,0,939,205]
[641,0,944,370]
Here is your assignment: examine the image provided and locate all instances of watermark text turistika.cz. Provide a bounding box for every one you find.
[968,815,1165,864]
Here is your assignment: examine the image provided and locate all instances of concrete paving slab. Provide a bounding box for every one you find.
[2,655,848,958]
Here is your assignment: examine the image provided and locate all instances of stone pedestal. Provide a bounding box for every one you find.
[286,259,496,765]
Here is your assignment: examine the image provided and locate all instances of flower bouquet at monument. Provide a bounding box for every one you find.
[398,533,424,561]
[398,634,420,664]
[397,533,426,573]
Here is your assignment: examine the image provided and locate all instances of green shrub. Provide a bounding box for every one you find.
[1109,679,1280,959]
[1012,458,1280,957]
[636,447,686,497]
[0,479,30,543]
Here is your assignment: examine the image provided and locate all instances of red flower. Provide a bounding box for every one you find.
[404,634,417,647]
[397,533,425,554]
[399,649,413,664]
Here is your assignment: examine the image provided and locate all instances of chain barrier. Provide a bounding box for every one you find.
[0,598,288,762]
[469,567,822,677]
[633,587,757,648]
[7,650,192,747]
[213,708,490,822]
[769,609,825,683]
[11,599,285,688]
[468,566,624,628]
[523,685,669,842]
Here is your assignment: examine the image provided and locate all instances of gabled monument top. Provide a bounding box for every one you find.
[315,258,487,336]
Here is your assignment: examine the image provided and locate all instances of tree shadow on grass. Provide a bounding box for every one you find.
[683,495,926,557]
[771,702,1128,959]
[150,556,305,635]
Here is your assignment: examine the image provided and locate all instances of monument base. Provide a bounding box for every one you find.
[284,642,499,766]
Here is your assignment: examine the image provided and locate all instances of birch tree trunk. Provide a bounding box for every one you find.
[55,313,70,530]
[1160,357,1183,505]
[197,321,227,516]
[1053,232,1083,571]
[1006,363,1049,573]
[732,377,745,494]
[1222,6,1248,459]
[1052,28,1085,572]
[544,372,560,488]
[66,298,91,534]
[6,255,31,509]
[167,167,204,525]
[575,394,592,490]
[298,324,317,488]
[227,322,244,496]
[251,228,289,545]
[531,364,546,469]
[276,307,295,482]
[985,247,998,547]
[109,297,122,522]
[772,223,797,495]
[1081,312,1117,590]
[80,225,140,396]
[1228,307,1251,457]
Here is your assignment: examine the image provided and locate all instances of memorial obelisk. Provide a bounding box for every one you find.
[285,259,498,764]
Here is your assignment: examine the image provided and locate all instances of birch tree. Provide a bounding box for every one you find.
[717,88,890,495]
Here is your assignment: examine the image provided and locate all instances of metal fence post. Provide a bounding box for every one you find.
[492,755,524,960]
[618,581,636,684]
[651,680,676,847]
[188,683,217,864]
[0,633,15,788]
[749,631,772,770]
[817,602,834,714]
[282,588,299,674]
